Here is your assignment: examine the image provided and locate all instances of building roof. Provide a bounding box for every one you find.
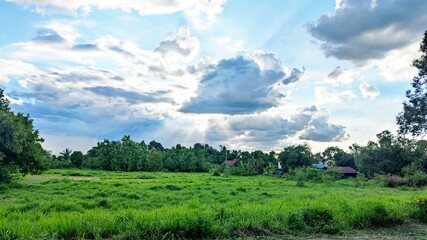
[312,163,327,169]
[224,159,238,167]
[329,166,357,174]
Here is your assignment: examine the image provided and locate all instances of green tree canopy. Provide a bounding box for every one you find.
[397,31,427,135]
[352,130,424,178]
[0,89,48,182]
[278,144,315,171]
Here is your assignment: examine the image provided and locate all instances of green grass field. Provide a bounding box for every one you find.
[1,169,427,239]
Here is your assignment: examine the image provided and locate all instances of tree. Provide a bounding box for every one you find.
[70,151,84,168]
[148,140,164,151]
[352,130,424,178]
[278,144,315,171]
[0,89,47,182]
[397,31,427,135]
[322,146,355,168]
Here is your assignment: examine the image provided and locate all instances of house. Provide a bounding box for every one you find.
[329,166,358,178]
[223,159,238,167]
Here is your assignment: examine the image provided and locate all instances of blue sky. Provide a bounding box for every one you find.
[0,0,426,154]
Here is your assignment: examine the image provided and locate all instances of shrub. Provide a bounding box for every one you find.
[352,204,403,228]
[229,164,259,176]
[416,199,427,223]
[322,169,343,182]
[209,165,225,176]
[304,167,323,182]
[294,169,306,187]
[287,207,338,233]
[375,174,407,188]
[405,171,427,187]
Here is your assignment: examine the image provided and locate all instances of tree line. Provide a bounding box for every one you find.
[1,31,427,184]
[47,130,427,180]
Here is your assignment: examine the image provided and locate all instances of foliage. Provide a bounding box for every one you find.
[322,146,355,168]
[397,31,427,135]
[352,130,424,178]
[375,174,408,188]
[404,171,427,187]
[287,208,338,234]
[1,169,426,239]
[278,144,315,171]
[416,199,427,223]
[0,89,48,182]
[352,204,403,228]
[287,167,342,184]
[70,151,84,168]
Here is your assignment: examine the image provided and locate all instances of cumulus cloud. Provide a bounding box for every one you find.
[154,26,200,63]
[0,59,42,83]
[299,118,348,142]
[315,87,357,103]
[11,65,175,124]
[181,50,303,114]
[308,0,427,62]
[324,66,356,85]
[32,29,65,44]
[205,105,348,150]
[84,86,172,104]
[213,36,245,55]
[359,82,380,99]
[6,0,226,28]
[283,67,306,85]
[374,41,419,81]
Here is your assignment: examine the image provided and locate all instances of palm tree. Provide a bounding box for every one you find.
[59,148,73,161]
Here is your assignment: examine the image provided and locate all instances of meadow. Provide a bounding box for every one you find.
[1,169,427,239]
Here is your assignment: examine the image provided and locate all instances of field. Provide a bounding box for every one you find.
[1,169,427,239]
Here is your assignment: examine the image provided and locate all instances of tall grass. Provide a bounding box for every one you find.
[0,169,427,239]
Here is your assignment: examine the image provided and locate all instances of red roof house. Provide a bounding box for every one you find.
[224,159,238,167]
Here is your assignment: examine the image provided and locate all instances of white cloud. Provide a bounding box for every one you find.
[324,66,357,85]
[204,105,348,150]
[181,50,303,114]
[359,82,380,99]
[6,0,226,28]
[0,59,41,75]
[41,134,99,154]
[213,36,245,55]
[153,25,200,72]
[373,41,419,81]
[42,20,80,44]
[315,87,357,103]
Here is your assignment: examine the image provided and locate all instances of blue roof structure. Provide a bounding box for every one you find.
[312,163,326,169]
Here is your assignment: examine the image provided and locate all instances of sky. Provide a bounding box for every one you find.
[0,0,426,154]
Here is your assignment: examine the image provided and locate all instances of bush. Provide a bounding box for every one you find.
[287,167,342,184]
[375,174,407,188]
[417,199,427,223]
[405,171,427,187]
[209,165,223,176]
[229,164,259,176]
[322,169,343,182]
[352,204,403,228]
[294,169,306,187]
[354,174,368,187]
[287,208,339,233]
